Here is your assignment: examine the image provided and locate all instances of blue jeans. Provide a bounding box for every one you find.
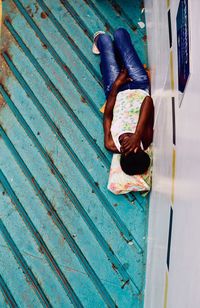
[97,28,149,98]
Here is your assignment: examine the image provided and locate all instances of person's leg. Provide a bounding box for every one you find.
[97,34,120,98]
[113,28,149,91]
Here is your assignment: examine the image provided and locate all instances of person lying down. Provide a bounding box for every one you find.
[92,28,154,195]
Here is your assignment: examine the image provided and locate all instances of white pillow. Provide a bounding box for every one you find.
[107,147,152,195]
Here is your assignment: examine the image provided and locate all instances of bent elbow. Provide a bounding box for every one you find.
[104,141,110,151]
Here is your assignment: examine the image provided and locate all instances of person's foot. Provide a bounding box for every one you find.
[92,31,105,54]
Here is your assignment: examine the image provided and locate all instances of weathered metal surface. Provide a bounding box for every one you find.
[0,0,149,307]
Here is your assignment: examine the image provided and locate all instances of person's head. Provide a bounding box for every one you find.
[120,151,150,175]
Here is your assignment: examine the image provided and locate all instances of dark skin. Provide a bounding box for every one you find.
[103,69,154,155]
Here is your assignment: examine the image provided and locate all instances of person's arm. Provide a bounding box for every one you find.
[103,84,120,153]
[103,69,132,153]
[121,96,154,154]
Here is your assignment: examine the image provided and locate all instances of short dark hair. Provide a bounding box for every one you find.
[120,151,150,175]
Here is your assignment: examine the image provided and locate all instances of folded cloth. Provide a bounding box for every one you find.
[107,145,153,195]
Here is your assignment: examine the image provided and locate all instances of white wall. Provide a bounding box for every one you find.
[144,0,177,306]
[168,1,200,307]
[144,0,200,307]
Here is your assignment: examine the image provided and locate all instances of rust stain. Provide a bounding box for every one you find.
[83,28,89,36]
[94,182,99,188]
[60,236,66,246]
[1,21,13,60]
[34,3,39,14]
[0,58,7,108]
[39,246,44,254]
[62,65,73,77]
[47,208,56,217]
[131,25,138,32]
[48,153,56,175]
[108,244,115,255]
[80,96,87,104]
[47,210,52,217]
[26,3,39,17]
[0,65,10,108]
[104,22,110,32]
[48,153,55,165]
[41,43,47,49]
[140,1,145,10]
[40,11,48,19]
[50,168,55,175]
[0,24,15,108]
[111,3,122,15]
[67,35,75,45]
[26,5,34,18]
[142,34,147,42]
[55,126,63,138]
[112,263,118,272]
[120,231,124,238]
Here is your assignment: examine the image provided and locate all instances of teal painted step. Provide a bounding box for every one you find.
[0,0,149,307]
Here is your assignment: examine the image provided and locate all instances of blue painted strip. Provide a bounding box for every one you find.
[0,126,117,307]
[110,0,146,30]
[37,0,102,86]
[11,0,102,122]
[1,53,142,252]
[0,273,19,308]
[77,0,115,34]
[0,219,52,307]
[4,19,109,168]
[0,170,84,308]
[0,84,141,292]
[107,0,138,31]
[167,206,173,270]
[60,0,93,40]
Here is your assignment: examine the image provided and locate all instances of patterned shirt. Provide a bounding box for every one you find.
[111,89,149,151]
[108,89,153,195]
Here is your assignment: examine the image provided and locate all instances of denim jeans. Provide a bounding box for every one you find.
[97,28,150,98]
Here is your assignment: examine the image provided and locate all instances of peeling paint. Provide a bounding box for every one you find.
[0,21,15,108]
[40,11,48,19]
[26,3,39,18]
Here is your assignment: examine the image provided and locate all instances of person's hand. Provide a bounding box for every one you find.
[114,69,133,88]
[120,133,141,155]
[104,135,119,153]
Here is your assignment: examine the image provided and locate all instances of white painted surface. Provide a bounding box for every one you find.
[144,0,200,307]
[168,1,200,307]
[144,0,177,306]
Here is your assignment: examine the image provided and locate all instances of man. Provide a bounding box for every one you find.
[93,28,154,190]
